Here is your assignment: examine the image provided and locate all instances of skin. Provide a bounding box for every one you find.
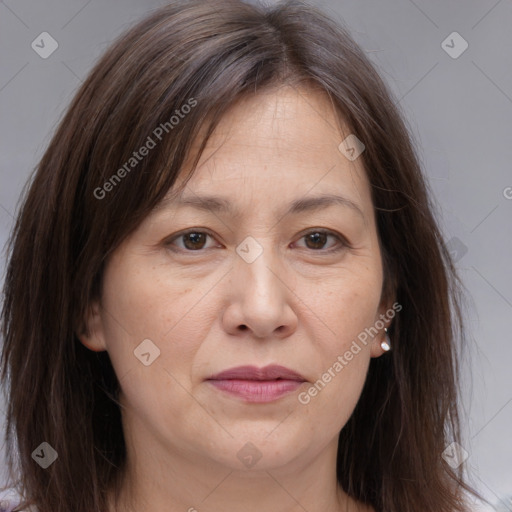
[79,84,392,512]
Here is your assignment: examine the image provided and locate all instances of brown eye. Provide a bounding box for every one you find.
[182,232,208,250]
[167,230,216,252]
[296,229,347,252]
[304,231,328,250]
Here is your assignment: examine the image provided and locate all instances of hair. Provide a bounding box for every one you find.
[0,0,486,511]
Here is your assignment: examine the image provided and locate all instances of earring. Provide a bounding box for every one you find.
[381,328,391,352]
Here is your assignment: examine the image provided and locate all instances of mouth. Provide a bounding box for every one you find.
[206,365,307,403]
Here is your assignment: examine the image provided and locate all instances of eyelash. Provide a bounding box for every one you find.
[165,228,349,254]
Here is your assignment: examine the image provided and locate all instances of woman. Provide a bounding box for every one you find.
[0,0,485,510]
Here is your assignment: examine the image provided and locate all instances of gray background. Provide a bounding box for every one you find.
[0,0,511,509]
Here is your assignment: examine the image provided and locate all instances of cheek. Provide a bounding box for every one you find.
[98,262,210,436]
[304,267,383,343]
[294,269,381,425]
[298,325,371,437]
[99,255,215,391]
[100,253,198,342]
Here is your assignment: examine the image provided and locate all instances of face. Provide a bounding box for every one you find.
[80,85,392,474]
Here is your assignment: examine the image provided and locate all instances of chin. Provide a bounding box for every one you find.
[202,431,311,473]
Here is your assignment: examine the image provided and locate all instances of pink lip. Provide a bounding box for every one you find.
[207,365,307,403]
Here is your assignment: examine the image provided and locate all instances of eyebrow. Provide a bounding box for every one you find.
[156,192,365,220]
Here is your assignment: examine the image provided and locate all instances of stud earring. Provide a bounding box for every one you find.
[381,328,391,352]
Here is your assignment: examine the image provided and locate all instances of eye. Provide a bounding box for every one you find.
[165,228,348,253]
[166,229,218,252]
[294,229,348,252]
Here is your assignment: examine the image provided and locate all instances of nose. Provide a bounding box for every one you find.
[221,246,298,340]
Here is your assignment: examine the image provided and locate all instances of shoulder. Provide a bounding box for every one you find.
[0,487,37,512]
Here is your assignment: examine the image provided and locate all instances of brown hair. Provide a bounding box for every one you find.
[1,0,485,510]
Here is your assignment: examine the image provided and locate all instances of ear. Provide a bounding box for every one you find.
[369,296,399,359]
[76,300,107,352]
[369,262,399,357]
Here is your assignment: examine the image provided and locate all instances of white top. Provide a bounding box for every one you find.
[0,487,37,512]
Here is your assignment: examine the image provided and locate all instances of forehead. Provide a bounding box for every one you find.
[155,85,372,219]
[198,85,351,154]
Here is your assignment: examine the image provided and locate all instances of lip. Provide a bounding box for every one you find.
[208,364,306,381]
[206,365,307,403]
